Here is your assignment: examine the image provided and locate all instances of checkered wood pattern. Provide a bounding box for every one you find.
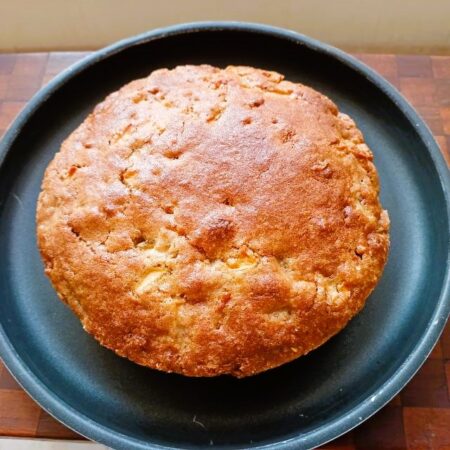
[0,52,449,449]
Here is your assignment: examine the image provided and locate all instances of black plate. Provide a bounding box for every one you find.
[0,22,449,450]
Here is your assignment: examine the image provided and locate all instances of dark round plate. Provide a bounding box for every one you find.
[0,22,449,450]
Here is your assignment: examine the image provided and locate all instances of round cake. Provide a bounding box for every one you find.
[37,65,389,377]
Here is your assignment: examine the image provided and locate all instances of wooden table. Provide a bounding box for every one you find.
[0,52,449,449]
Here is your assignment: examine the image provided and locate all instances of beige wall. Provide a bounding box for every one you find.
[0,0,449,53]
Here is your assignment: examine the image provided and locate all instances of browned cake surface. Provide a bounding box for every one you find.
[36,65,389,377]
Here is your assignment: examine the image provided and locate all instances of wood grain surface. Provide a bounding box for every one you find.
[0,52,449,449]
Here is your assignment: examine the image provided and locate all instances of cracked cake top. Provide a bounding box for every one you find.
[36,65,389,377]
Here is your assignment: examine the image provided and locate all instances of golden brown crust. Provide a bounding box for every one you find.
[36,65,389,377]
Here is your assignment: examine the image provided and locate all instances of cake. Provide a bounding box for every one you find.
[36,65,389,377]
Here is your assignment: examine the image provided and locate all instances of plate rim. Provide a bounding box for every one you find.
[0,21,449,450]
